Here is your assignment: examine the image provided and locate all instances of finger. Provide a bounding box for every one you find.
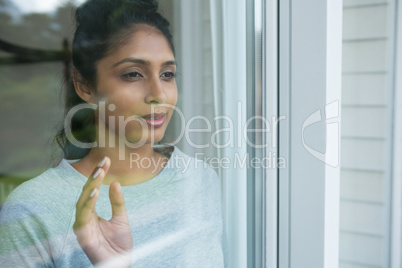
[84,156,111,190]
[76,168,104,211]
[76,157,111,222]
[109,181,127,219]
[77,188,100,225]
[77,157,110,208]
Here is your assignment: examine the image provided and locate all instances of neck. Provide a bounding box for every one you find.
[75,124,170,186]
[88,143,157,175]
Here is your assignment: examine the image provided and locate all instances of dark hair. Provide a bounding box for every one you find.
[54,0,175,160]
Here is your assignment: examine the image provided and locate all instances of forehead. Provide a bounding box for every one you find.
[102,28,174,66]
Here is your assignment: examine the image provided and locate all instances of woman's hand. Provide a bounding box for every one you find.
[73,157,133,267]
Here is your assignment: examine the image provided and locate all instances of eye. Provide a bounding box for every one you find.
[122,71,143,80]
[161,72,176,79]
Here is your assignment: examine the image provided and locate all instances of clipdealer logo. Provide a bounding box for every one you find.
[64,100,339,167]
[301,100,340,167]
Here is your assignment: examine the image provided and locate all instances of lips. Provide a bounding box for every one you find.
[142,113,166,128]
[142,113,166,120]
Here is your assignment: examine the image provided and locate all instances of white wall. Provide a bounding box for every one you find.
[340,0,395,267]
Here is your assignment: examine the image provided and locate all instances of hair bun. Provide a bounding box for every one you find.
[129,0,159,14]
[75,0,159,25]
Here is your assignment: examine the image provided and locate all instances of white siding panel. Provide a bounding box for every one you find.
[343,6,388,40]
[343,40,389,73]
[341,1,394,267]
[340,261,381,268]
[341,139,386,171]
[342,74,388,106]
[340,170,385,203]
[341,107,387,138]
[340,201,385,235]
[344,0,388,7]
[339,232,384,266]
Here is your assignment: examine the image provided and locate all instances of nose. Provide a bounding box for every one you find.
[144,75,167,104]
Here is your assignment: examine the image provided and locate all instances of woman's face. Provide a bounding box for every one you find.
[94,28,178,146]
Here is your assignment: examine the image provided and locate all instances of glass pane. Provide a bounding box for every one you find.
[0,0,83,197]
[0,0,229,266]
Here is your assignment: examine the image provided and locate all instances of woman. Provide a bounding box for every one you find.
[0,0,225,267]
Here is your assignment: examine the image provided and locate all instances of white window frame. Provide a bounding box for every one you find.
[263,0,279,267]
[277,0,342,267]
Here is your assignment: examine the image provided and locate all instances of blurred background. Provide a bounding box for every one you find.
[0,0,401,267]
[0,0,84,200]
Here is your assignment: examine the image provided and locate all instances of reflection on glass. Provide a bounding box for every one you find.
[0,0,82,185]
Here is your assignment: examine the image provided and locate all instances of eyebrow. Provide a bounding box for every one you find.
[113,58,176,68]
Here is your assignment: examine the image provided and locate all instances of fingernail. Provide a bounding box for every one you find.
[93,168,101,179]
[98,157,107,168]
[90,188,97,198]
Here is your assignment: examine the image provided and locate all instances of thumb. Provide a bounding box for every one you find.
[109,181,127,219]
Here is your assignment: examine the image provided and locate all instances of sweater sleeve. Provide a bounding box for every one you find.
[0,165,97,268]
[0,193,54,267]
[0,176,73,268]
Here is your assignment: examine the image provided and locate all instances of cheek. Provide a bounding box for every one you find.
[97,94,144,134]
[172,90,178,104]
[165,90,178,121]
[168,86,178,105]
[104,90,143,116]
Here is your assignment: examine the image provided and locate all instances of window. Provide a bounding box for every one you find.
[2,0,402,267]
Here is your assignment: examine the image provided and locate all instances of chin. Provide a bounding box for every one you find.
[124,130,166,145]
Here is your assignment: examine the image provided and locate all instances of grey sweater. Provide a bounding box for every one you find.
[0,145,226,267]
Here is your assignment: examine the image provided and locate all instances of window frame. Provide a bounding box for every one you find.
[277,0,342,267]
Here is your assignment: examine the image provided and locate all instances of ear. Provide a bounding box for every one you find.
[73,69,96,104]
